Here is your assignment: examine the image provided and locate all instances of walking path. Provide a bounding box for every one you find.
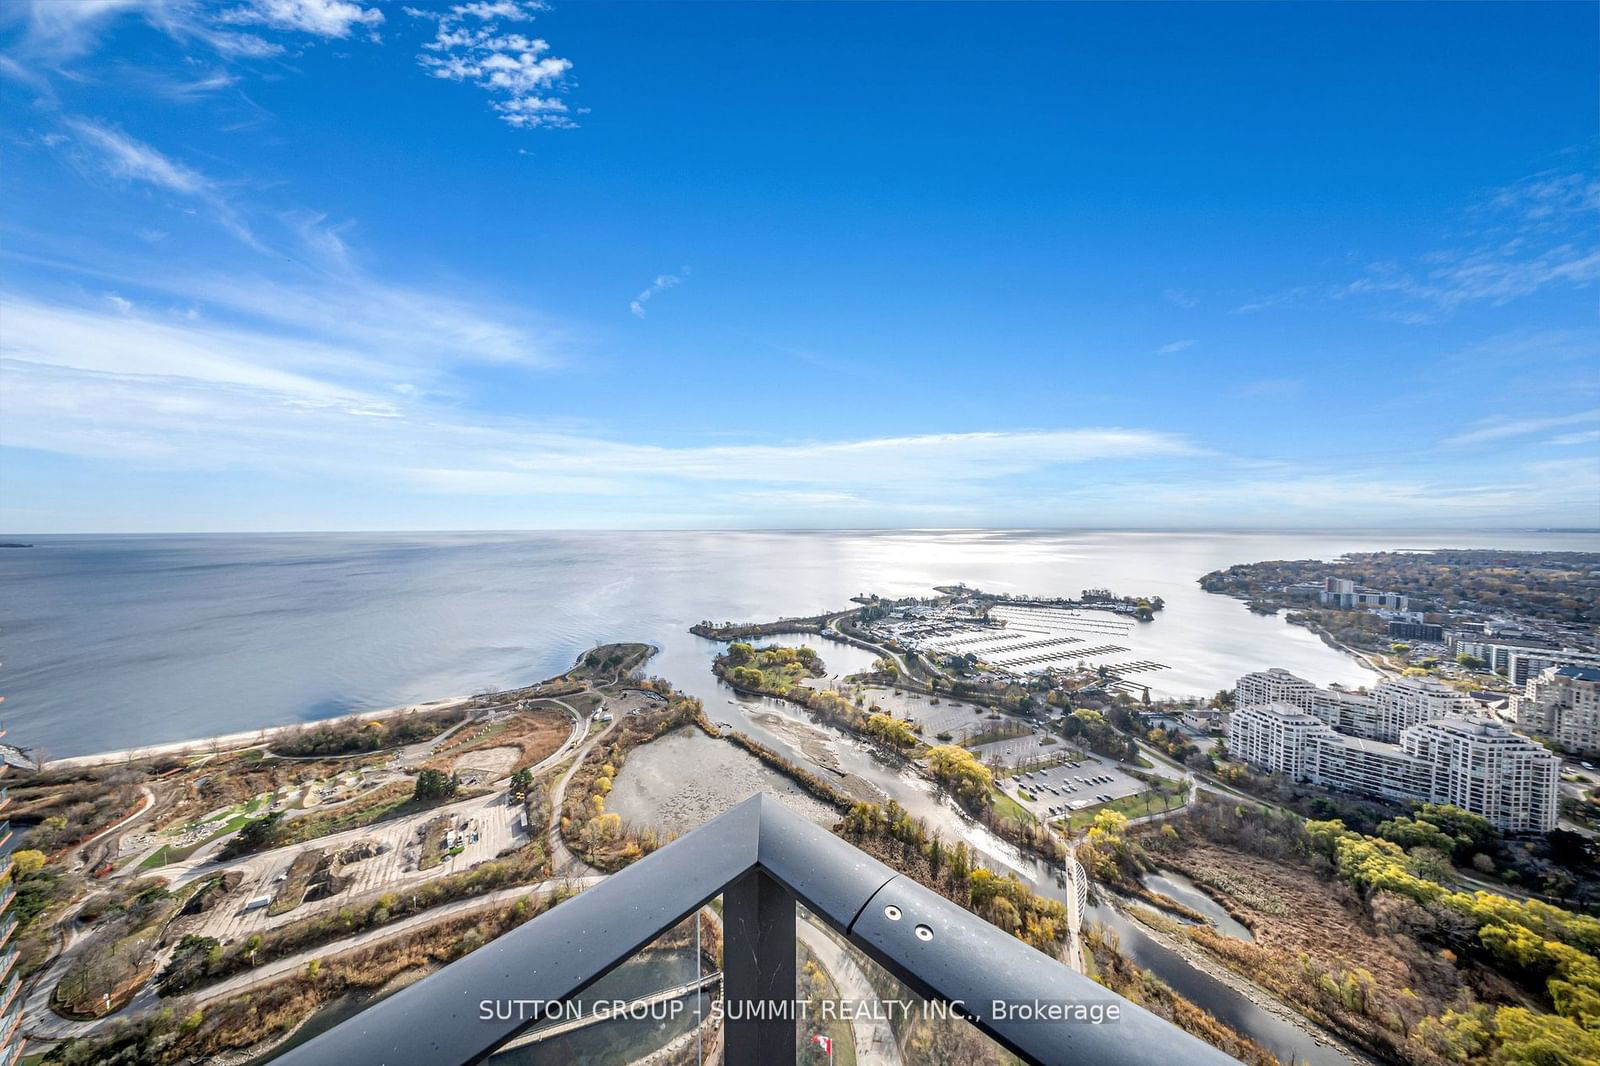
[797,920,903,1066]
[23,875,603,1041]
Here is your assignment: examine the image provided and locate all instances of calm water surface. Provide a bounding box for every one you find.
[3,529,1592,758]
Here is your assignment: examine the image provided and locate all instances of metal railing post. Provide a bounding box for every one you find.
[723,867,796,1064]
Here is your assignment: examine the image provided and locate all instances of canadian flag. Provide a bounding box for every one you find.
[811,1033,834,1056]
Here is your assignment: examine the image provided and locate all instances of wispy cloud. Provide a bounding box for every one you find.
[0,291,1198,495]
[1162,288,1198,309]
[1237,377,1304,398]
[409,1,578,129]
[64,118,207,194]
[5,291,1595,529]
[1155,339,1194,355]
[1232,166,1599,322]
[62,118,258,245]
[1443,408,1600,446]
[629,271,685,318]
[4,0,531,128]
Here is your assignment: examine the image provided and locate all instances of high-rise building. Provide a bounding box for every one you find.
[1514,665,1600,756]
[1233,669,1475,742]
[1226,702,1560,833]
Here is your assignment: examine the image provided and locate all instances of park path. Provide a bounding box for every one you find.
[797,920,903,1066]
[23,875,604,1041]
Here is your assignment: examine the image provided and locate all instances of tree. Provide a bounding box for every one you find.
[414,769,461,802]
[508,768,534,800]
[10,849,45,875]
[926,745,993,806]
[226,811,284,856]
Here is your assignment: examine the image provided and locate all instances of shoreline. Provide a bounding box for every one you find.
[42,695,471,771]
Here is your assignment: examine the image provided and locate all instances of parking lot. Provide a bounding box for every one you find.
[969,731,1075,768]
[1000,752,1145,823]
[850,685,994,738]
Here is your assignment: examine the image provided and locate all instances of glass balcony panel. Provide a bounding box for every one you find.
[484,909,721,1065]
[796,904,1022,1066]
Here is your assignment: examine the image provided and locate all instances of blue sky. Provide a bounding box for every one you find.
[1,1,1596,532]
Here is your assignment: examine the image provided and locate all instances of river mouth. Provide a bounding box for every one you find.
[1139,869,1255,942]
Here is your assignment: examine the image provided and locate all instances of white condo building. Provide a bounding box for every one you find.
[1234,669,1476,742]
[1514,665,1600,756]
[1227,702,1560,832]
[1505,648,1600,688]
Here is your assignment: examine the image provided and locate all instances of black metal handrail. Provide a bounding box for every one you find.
[272,794,1238,1065]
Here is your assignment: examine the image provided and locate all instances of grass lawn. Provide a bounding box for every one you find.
[140,813,254,868]
[961,726,1031,747]
[990,787,1036,827]
[1061,779,1187,833]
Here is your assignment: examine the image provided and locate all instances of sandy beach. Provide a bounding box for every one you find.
[42,696,471,771]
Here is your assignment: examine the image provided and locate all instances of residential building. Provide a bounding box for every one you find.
[1399,718,1562,833]
[1226,703,1332,779]
[1514,665,1600,756]
[1448,637,1554,675]
[1226,702,1559,833]
[1180,706,1224,733]
[1387,620,1444,643]
[1506,647,1600,687]
[1233,669,1475,742]
[1319,577,1409,611]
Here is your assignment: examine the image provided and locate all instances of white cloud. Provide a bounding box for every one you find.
[1162,288,1198,309]
[1548,429,1600,447]
[220,0,384,39]
[1155,339,1194,355]
[629,272,684,318]
[412,1,577,129]
[1443,409,1600,447]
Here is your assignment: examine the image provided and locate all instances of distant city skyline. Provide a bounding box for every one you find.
[1,1,1596,533]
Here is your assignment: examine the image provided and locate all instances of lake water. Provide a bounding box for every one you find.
[2,528,1592,758]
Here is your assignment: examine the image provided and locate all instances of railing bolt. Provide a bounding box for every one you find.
[884,905,902,921]
[915,924,933,941]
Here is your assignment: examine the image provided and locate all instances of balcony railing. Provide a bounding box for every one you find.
[274,793,1238,1066]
